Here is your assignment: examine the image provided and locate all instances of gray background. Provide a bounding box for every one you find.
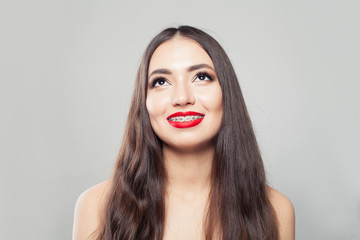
[1,0,359,239]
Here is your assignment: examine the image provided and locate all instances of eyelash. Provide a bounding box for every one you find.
[150,71,215,88]
[150,77,168,88]
[194,72,214,82]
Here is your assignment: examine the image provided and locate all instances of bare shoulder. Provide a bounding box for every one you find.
[73,180,111,240]
[267,186,295,240]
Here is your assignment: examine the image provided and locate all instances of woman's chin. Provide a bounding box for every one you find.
[162,139,214,153]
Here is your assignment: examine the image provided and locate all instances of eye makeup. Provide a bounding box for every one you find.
[149,70,216,89]
[149,77,169,88]
[194,71,215,82]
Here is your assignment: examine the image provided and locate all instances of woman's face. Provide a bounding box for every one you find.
[146,37,223,151]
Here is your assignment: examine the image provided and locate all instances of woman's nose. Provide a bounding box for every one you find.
[171,82,195,107]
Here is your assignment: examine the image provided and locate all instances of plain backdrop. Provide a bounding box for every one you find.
[1,0,359,239]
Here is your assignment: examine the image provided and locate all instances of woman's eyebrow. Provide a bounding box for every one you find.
[188,64,214,72]
[149,69,171,78]
[148,64,214,78]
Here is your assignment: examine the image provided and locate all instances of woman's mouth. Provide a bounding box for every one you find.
[167,111,204,128]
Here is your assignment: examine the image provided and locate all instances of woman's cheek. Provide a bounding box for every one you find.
[196,85,222,111]
[146,91,170,126]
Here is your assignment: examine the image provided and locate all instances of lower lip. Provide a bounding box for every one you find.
[167,117,204,128]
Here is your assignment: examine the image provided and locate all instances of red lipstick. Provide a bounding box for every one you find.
[167,111,205,128]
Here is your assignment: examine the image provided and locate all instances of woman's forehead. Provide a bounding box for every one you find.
[148,37,214,75]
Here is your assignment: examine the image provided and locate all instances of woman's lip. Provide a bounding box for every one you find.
[167,111,204,119]
[167,111,205,128]
[167,117,204,128]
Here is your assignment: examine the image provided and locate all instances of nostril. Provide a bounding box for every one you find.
[171,85,195,106]
[172,96,195,106]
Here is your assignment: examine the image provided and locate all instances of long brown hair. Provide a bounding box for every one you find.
[98,26,278,240]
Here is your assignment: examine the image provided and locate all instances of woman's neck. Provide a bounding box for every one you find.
[163,144,213,199]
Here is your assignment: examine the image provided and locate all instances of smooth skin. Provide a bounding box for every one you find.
[73,37,295,240]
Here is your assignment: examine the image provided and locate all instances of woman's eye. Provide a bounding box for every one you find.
[152,78,169,87]
[194,72,214,82]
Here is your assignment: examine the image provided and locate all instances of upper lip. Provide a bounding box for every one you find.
[167,111,204,120]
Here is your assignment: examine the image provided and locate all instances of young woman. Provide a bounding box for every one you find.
[73,26,295,240]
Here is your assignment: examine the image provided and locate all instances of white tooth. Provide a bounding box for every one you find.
[169,115,203,122]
